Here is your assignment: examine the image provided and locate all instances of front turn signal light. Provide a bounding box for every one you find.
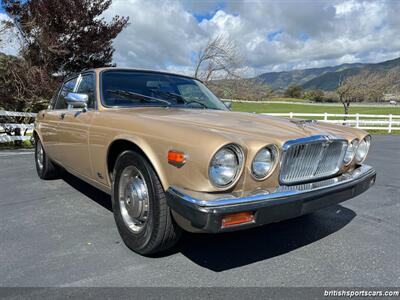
[221,212,254,228]
[168,150,186,168]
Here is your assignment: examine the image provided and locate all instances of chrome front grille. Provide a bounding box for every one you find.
[279,135,348,185]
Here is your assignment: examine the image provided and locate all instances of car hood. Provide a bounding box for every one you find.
[112,107,361,143]
[100,107,367,193]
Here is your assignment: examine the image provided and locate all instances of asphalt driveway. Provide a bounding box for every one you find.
[0,135,399,287]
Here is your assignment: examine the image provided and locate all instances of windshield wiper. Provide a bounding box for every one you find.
[151,90,208,109]
[106,89,172,106]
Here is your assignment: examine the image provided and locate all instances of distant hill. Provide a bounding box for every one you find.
[256,57,400,91]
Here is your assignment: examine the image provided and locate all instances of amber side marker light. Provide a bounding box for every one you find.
[168,150,186,168]
[221,212,254,228]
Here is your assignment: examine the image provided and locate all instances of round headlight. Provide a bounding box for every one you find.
[209,144,243,188]
[355,136,371,163]
[252,146,277,179]
[343,139,358,164]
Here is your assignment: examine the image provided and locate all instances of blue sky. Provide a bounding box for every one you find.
[267,29,284,42]
[192,1,226,22]
[2,0,400,77]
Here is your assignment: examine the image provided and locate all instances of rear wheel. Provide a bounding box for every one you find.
[35,138,60,179]
[112,150,181,255]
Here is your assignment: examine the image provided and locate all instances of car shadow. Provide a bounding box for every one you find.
[172,205,356,272]
[61,172,113,212]
[60,172,356,272]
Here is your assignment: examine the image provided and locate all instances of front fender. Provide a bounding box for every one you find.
[108,134,170,191]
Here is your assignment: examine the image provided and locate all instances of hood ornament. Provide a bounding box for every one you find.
[290,119,318,128]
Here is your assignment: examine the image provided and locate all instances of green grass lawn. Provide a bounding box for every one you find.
[233,102,400,115]
[232,102,400,134]
[268,97,309,103]
[0,139,33,149]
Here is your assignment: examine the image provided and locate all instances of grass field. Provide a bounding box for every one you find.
[232,102,400,115]
[0,139,33,149]
[232,102,400,134]
[267,97,309,102]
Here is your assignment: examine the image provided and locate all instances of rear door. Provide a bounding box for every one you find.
[56,73,96,178]
[47,77,78,163]
[40,78,78,162]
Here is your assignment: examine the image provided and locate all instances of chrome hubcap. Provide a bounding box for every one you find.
[36,142,44,170]
[118,166,149,233]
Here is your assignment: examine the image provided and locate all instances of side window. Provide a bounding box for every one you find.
[76,74,96,109]
[54,78,78,109]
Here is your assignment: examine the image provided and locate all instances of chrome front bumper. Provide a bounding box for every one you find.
[166,165,376,232]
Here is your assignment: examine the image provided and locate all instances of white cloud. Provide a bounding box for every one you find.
[103,0,207,75]
[3,0,395,76]
[0,13,20,56]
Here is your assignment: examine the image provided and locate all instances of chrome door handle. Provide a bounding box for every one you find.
[59,113,65,120]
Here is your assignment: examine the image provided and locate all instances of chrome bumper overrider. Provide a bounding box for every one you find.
[166,165,376,232]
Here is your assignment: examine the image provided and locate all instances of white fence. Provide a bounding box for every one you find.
[0,110,398,144]
[263,113,400,133]
[0,110,36,143]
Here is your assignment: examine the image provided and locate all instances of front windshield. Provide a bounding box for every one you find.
[101,70,227,110]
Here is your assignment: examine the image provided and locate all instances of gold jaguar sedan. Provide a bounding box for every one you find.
[34,68,376,255]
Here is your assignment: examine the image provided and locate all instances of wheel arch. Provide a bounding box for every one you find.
[106,138,169,191]
[33,130,40,141]
[32,130,42,149]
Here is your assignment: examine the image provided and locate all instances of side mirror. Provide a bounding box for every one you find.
[66,92,88,110]
[223,101,232,110]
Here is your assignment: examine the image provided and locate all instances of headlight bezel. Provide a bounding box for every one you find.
[355,135,371,164]
[251,145,279,180]
[343,138,359,165]
[208,143,244,189]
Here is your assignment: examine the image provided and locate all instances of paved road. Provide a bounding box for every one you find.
[0,136,399,287]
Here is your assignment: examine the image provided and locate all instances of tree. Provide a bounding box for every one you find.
[208,78,274,101]
[2,0,129,76]
[0,53,57,112]
[336,70,400,118]
[284,85,303,98]
[194,35,241,83]
[0,0,128,112]
[361,70,400,102]
[304,89,324,102]
[336,75,361,118]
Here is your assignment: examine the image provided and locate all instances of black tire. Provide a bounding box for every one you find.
[112,150,181,255]
[35,138,60,180]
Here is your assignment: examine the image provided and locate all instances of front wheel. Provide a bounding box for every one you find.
[112,150,181,255]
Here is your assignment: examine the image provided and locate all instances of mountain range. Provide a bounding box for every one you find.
[256,57,400,91]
